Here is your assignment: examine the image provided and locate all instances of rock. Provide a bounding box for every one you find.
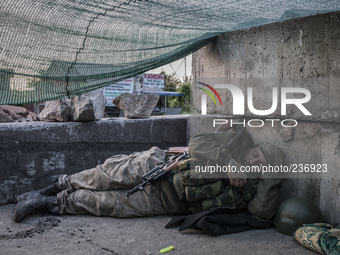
[0,105,40,123]
[39,99,72,122]
[112,93,159,119]
[71,89,106,121]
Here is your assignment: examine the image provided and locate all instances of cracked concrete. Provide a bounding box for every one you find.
[0,203,316,255]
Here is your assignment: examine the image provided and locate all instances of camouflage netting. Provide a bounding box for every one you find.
[1,0,339,104]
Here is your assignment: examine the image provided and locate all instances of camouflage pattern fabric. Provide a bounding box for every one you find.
[199,178,258,212]
[172,159,259,214]
[163,130,259,214]
[57,147,168,217]
[161,130,282,218]
[294,223,340,255]
[188,131,241,167]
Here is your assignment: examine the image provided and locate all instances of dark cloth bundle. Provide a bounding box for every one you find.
[165,207,273,236]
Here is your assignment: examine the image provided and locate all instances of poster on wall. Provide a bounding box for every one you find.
[103,79,134,106]
[143,73,164,88]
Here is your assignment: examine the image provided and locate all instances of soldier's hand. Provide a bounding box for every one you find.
[227,159,247,188]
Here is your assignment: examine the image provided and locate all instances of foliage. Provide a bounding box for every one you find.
[160,71,192,114]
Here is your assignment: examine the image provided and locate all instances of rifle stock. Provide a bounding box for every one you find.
[126,151,188,196]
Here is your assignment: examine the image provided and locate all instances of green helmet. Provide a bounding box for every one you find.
[273,197,323,236]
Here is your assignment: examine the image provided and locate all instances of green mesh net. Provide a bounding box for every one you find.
[1,0,339,105]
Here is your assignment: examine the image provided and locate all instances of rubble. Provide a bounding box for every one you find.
[71,89,107,122]
[112,93,159,119]
[0,105,40,123]
[39,99,72,122]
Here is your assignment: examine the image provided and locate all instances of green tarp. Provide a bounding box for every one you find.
[0,0,339,104]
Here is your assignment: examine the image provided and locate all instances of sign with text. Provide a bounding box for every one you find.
[143,73,164,88]
[104,79,134,106]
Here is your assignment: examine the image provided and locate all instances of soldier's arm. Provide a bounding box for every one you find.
[188,132,234,167]
[189,131,252,188]
[247,174,282,219]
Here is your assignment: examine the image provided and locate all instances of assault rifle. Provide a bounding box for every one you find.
[126,151,189,196]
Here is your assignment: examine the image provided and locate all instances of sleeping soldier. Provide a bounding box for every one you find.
[13,124,283,222]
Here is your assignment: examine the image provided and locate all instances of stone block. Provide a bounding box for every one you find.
[39,99,72,122]
[72,89,106,121]
[113,93,159,119]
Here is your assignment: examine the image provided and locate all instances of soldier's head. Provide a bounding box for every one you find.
[243,142,283,167]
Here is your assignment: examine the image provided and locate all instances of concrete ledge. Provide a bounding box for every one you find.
[0,115,189,205]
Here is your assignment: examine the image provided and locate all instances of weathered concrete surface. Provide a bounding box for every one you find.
[192,12,340,225]
[192,12,340,122]
[0,204,315,255]
[247,122,340,225]
[0,116,188,205]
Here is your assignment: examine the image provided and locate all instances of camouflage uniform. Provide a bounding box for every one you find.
[161,130,282,219]
[55,130,281,219]
[56,146,168,217]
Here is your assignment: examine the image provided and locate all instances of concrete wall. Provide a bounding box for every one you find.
[0,115,189,205]
[192,12,340,224]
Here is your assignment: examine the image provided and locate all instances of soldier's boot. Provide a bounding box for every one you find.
[13,194,59,222]
[17,182,62,202]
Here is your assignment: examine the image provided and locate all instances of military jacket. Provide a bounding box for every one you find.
[161,130,281,219]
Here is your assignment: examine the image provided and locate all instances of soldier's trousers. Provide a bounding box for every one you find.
[56,147,168,217]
